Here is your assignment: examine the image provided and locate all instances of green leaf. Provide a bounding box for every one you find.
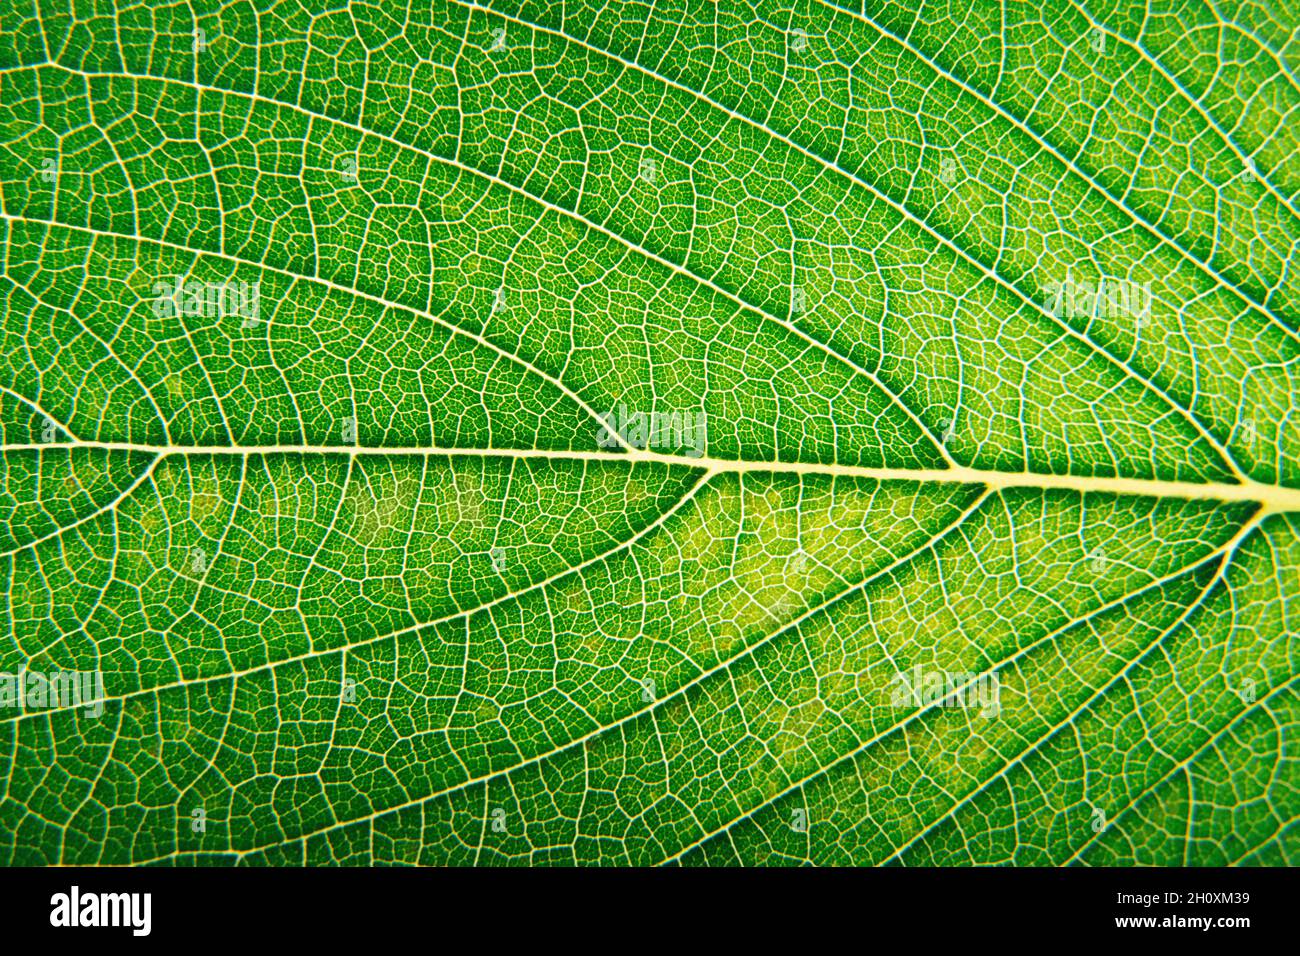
[0,0,1296,865]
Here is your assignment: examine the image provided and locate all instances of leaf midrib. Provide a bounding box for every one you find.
[8,440,1300,511]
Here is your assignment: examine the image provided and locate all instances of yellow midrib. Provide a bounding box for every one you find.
[8,441,1300,513]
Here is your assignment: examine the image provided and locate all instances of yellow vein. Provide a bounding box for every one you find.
[5,440,1300,511]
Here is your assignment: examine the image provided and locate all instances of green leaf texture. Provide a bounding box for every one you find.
[0,0,1298,865]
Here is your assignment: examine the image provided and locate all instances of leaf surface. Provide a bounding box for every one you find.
[0,0,1297,865]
